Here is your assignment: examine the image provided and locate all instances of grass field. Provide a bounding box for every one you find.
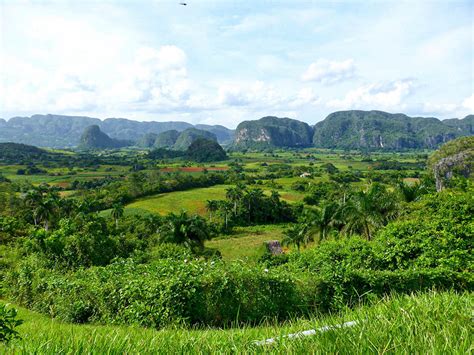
[2,291,471,353]
[206,224,287,261]
[125,185,228,216]
[123,185,305,217]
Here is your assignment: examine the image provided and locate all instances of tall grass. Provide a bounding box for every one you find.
[2,291,472,354]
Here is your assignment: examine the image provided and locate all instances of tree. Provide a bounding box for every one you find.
[159,211,213,251]
[205,200,219,222]
[397,181,426,202]
[282,222,313,251]
[308,202,340,242]
[218,201,233,231]
[341,183,398,240]
[111,203,124,228]
[225,186,244,215]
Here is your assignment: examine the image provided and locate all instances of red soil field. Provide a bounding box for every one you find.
[160,167,228,173]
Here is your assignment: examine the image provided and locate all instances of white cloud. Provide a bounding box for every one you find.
[462,94,474,112]
[327,79,415,110]
[302,59,355,84]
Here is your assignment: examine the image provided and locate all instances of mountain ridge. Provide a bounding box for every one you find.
[1,111,472,150]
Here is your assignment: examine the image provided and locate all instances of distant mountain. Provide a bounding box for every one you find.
[233,116,313,148]
[186,138,228,162]
[0,114,231,148]
[100,118,192,141]
[2,111,472,151]
[2,114,100,148]
[195,124,235,144]
[173,128,217,150]
[442,115,474,135]
[79,125,132,149]
[312,110,473,149]
[0,142,52,163]
[154,130,180,148]
[136,133,159,148]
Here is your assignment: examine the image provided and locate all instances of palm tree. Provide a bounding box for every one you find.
[244,188,265,223]
[398,181,426,202]
[111,203,124,228]
[281,222,313,251]
[33,195,58,231]
[159,211,212,251]
[218,201,233,230]
[225,186,243,215]
[22,189,42,226]
[308,202,340,243]
[205,200,219,222]
[341,183,398,240]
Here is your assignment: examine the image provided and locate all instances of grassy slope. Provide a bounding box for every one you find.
[124,185,304,217]
[2,292,472,353]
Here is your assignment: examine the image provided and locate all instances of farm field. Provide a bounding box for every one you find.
[2,291,471,353]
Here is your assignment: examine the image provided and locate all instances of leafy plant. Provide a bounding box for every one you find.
[0,303,22,343]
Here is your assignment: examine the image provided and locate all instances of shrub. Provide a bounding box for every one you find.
[0,303,22,343]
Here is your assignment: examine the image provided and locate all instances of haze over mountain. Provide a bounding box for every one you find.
[312,111,474,149]
[1,111,472,150]
[234,111,473,150]
[79,125,132,150]
[0,114,234,148]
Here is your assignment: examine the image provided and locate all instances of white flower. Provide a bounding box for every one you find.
[264,269,269,273]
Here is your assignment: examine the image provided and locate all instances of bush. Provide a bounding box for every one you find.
[5,258,311,327]
[0,303,22,343]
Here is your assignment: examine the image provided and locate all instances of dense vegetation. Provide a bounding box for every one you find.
[185,138,228,162]
[234,116,314,148]
[79,125,132,149]
[0,114,234,147]
[3,110,471,150]
[313,110,473,149]
[0,135,472,351]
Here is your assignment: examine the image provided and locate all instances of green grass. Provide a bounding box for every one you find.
[2,291,472,353]
[123,185,304,217]
[126,185,229,216]
[206,224,287,261]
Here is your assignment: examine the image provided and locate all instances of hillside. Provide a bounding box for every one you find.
[154,130,180,148]
[136,133,159,148]
[195,124,235,144]
[234,116,313,148]
[173,128,217,150]
[79,125,132,149]
[0,114,230,148]
[442,114,474,134]
[3,292,470,353]
[0,142,54,163]
[312,110,472,149]
[186,138,228,162]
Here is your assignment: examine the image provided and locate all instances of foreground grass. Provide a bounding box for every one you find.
[2,291,472,354]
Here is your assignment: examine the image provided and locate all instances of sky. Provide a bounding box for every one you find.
[0,0,473,128]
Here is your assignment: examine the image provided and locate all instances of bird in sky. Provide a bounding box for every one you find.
[180,2,187,5]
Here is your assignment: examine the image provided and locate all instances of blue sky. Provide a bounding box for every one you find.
[0,0,472,127]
